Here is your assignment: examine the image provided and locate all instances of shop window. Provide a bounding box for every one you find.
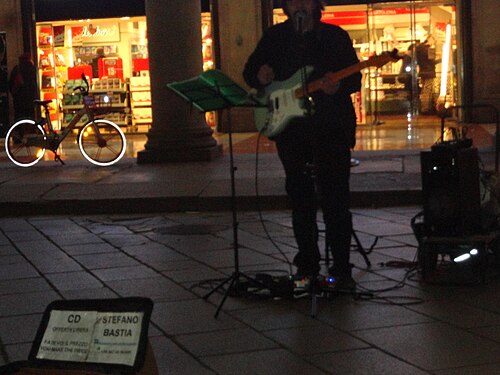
[272,2,457,125]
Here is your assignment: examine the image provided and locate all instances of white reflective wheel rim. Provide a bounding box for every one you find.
[78,119,127,166]
[5,119,46,167]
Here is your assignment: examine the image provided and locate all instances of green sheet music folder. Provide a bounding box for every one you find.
[167,69,250,112]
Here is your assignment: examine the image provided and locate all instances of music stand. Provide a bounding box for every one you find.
[168,70,266,318]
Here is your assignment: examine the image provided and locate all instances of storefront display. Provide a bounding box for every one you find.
[36,24,64,126]
[201,13,216,128]
[36,21,130,131]
[35,2,458,135]
[36,13,215,133]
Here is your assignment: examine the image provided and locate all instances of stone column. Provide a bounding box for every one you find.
[137,0,222,163]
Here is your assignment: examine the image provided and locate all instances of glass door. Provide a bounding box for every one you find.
[365,1,457,124]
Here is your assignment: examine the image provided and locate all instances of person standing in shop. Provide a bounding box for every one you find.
[416,35,440,114]
[9,52,37,120]
[399,44,417,103]
[243,0,361,289]
[91,47,106,79]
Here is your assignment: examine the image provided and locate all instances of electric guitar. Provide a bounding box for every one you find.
[254,49,401,138]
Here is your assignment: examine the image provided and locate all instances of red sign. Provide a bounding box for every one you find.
[371,8,429,16]
[322,11,367,26]
[320,8,430,26]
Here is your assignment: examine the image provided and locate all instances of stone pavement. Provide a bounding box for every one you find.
[1,207,500,374]
[1,141,500,374]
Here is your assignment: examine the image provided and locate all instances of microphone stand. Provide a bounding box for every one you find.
[295,13,320,317]
[293,15,372,317]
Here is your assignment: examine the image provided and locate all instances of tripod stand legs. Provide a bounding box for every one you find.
[203,271,264,318]
[203,274,237,319]
[351,230,373,267]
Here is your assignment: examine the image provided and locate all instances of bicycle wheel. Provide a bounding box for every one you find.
[78,119,126,166]
[5,119,46,167]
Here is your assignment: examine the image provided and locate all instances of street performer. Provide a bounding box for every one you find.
[243,0,361,289]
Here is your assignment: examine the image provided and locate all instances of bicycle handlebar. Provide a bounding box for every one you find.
[81,73,90,88]
[73,86,88,95]
[73,73,91,95]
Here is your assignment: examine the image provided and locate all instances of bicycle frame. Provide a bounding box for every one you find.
[29,88,107,155]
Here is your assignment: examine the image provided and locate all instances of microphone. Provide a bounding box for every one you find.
[294,10,306,34]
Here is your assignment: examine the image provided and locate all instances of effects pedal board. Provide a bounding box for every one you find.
[253,273,295,298]
[251,273,353,299]
[317,275,338,290]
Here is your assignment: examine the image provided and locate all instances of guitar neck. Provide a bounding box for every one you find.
[294,60,369,99]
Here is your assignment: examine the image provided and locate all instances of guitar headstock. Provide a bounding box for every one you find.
[366,49,402,68]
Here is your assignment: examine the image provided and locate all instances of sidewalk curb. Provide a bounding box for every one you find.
[0,190,422,217]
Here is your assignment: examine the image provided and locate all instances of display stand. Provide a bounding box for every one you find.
[370,70,384,126]
[168,70,267,318]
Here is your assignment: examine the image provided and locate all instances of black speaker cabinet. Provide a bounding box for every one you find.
[421,146,481,236]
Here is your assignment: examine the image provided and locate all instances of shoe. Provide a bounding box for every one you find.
[295,266,319,278]
[320,275,356,292]
[328,264,354,277]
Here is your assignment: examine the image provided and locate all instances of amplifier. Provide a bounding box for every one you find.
[420,145,481,236]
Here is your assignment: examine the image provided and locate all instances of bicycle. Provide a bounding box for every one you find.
[4,74,127,167]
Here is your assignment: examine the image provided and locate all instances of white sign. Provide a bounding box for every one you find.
[82,23,120,43]
[36,310,144,366]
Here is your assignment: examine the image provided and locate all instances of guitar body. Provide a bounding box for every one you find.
[253,50,400,139]
[254,66,314,138]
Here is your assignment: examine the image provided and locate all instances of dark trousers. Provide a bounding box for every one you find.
[275,120,353,276]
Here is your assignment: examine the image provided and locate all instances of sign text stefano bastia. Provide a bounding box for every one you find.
[37,310,144,366]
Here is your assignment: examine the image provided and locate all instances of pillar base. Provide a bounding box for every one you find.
[137,119,223,164]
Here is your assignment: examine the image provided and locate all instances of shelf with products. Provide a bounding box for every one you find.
[62,111,130,128]
[361,69,415,114]
[60,77,130,128]
[129,75,152,132]
[356,57,410,119]
[37,24,66,129]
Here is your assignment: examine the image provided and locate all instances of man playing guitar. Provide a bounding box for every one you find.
[243,0,362,288]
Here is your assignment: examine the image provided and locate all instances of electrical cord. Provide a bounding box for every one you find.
[254,131,294,275]
[353,265,426,306]
[189,132,299,294]
[346,240,427,306]
[190,249,427,306]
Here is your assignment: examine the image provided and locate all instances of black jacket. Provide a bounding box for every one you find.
[416,42,438,79]
[243,20,361,146]
[8,61,37,118]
